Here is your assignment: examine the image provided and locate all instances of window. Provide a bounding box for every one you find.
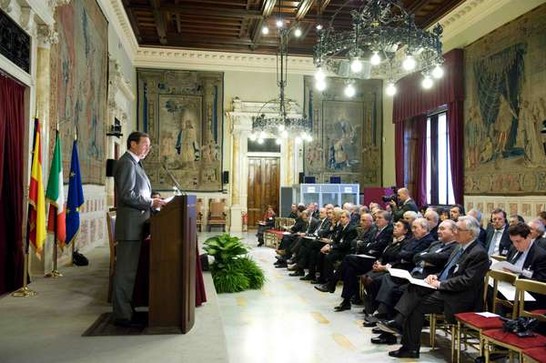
[426,111,455,205]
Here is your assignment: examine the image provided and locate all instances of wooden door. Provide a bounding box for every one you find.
[247,157,280,229]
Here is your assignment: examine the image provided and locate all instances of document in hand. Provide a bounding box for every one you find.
[355,254,376,259]
[387,268,437,289]
[490,261,523,274]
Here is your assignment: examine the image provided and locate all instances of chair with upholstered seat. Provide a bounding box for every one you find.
[106,209,117,303]
[454,269,518,362]
[482,279,546,363]
[207,198,227,231]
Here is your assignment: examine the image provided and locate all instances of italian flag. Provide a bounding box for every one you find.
[46,130,66,246]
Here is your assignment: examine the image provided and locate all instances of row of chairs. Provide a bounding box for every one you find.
[430,270,546,362]
[263,217,296,248]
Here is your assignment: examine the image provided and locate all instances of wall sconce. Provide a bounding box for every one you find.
[106,118,123,138]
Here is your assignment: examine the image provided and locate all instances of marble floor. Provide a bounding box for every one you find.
[215,231,462,363]
[0,231,469,362]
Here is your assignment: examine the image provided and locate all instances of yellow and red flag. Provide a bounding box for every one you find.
[28,118,47,256]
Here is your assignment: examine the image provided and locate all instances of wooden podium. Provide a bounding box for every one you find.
[149,195,196,333]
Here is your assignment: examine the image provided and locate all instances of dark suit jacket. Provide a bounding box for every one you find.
[304,217,320,235]
[114,152,152,241]
[483,225,512,256]
[437,240,490,319]
[393,198,419,222]
[395,233,436,270]
[505,243,546,282]
[331,223,358,253]
[412,240,458,277]
[535,237,546,251]
[361,224,394,258]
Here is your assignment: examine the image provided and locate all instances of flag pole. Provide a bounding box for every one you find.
[12,119,41,297]
[70,129,77,267]
[45,124,63,278]
[44,211,62,278]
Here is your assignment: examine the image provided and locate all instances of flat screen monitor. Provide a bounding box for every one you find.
[330,176,341,184]
[303,176,316,184]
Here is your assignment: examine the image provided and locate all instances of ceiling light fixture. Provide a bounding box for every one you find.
[313,0,444,96]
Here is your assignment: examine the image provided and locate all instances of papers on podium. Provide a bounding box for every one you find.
[387,268,437,289]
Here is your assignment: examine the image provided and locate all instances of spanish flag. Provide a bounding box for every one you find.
[28,119,47,256]
[46,130,66,246]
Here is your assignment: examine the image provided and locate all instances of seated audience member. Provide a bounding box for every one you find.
[528,218,546,250]
[316,212,397,311]
[314,210,358,288]
[287,204,298,218]
[424,210,440,240]
[539,211,546,237]
[377,216,489,359]
[274,206,307,267]
[501,223,546,282]
[256,205,276,247]
[449,204,464,221]
[352,213,376,254]
[286,211,320,276]
[402,211,419,226]
[361,217,435,320]
[483,208,511,257]
[389,188,418,222]
[355,211,393,258]
[508,214,525,226]
[467,208,487,245]
[293,208,333,280]
[370,219,458,345]
[437,207,450,222]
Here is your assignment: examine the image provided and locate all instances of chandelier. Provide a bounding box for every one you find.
[313,0,444,96]
[250,2,312,144]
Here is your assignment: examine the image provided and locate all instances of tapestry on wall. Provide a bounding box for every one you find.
[49,0,108,184]
[137,69,224,192]
[465,4,546,195]
[303,76,383,186]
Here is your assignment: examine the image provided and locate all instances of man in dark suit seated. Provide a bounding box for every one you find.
[377,216,489,359]
[483,208,512,257]
[313,210,357,290]
[528,218,546,250]
[467,208,487,245]
[370,219,458,344]
[389,187,418,222]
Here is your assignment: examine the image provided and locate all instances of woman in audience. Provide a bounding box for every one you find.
[256,205,276,247]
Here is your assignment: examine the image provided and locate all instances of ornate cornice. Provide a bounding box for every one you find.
[134,47,315,74]
[100,0,138,60]
[0,0,13,13]
[108,56,135,101]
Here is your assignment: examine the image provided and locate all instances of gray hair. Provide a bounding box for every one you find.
[458,216,481,239]
[413,217,430,232]
[529,218,545,235]
[467,208,483,223]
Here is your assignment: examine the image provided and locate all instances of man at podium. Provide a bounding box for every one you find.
[112,131,165,327]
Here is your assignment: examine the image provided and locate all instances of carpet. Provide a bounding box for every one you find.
[82,311,181,336]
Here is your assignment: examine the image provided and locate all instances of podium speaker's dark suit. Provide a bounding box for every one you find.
[394,240,489,352]
[113,151,153,321]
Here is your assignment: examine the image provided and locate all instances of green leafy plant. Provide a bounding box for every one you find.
[203,233,266,293]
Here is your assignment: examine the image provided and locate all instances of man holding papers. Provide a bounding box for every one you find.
[378,216,489,359]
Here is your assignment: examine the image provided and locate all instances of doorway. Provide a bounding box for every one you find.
[247,157,280,229]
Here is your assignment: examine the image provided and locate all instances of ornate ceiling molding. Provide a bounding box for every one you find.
[134,47,315,74]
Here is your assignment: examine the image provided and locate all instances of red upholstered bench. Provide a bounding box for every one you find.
[522,346,546,363]
[483,329,546,362]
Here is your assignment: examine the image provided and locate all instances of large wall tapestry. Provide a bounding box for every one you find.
[137,69,224,192]
[50,0,108,184]
[464,4,546,195]
[303,76,383,186]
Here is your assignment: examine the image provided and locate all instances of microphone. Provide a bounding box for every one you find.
[162,162,186,196]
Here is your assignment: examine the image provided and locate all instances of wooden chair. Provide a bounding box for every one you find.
[106,209,117,303]
[522,347,546,363]
[483,279,546,363]
[207,198,227,231]
[196,198,204,232]
[454,269,518,362]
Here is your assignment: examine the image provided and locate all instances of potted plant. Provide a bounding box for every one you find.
[203,233,266,293]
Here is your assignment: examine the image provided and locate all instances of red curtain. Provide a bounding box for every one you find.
[393,49,465,205]
[0,73,25,295]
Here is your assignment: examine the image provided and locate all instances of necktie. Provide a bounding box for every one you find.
[488,229,502,255]
[138,161,143,168]
[438,248,464,281]
[510,251,522,264]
